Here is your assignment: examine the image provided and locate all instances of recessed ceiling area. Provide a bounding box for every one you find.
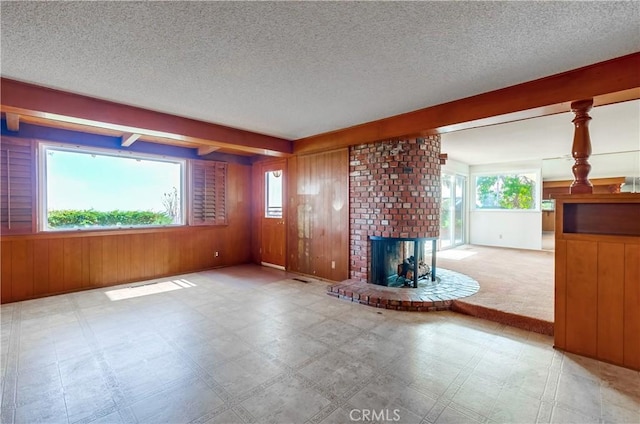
[2,1,639,140]
[441,99,640,166]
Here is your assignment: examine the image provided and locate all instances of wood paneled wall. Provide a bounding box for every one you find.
[1,163,252,303]
[287,149,349,281]
[554,194,640,371]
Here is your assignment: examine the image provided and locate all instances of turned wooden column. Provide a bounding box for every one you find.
[569,99,594,194]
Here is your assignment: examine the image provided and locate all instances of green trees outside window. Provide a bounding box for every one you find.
[475,173,537,210]
[48,209,173,228]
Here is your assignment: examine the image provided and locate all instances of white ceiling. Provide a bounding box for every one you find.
[1,1,639,140]
[441,99,640,166]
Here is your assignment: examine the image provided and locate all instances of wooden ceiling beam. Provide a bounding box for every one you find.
[0,78,293,157]
[5,112,20,131]
[121,132,141,147]
[197,146,220,156]
[294,52,640,155]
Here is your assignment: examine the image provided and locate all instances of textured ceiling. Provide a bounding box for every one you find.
[1,1,639,140]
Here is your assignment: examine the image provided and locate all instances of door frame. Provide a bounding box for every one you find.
[440,172,467,250]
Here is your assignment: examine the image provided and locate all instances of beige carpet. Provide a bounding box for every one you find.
[436,245,554,334]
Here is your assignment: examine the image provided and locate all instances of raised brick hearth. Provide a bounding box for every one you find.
[328,268,479,311]
[349,136,441,282]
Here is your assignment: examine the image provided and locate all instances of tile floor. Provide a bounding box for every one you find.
[1,264,638,424]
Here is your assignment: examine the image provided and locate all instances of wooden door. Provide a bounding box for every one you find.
[260,161,286,268]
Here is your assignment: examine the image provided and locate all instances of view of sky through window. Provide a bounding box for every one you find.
[46,148,182,213]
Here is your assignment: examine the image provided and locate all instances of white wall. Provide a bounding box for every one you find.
[441,158,470,175]
[470,210,542,250]
[468,161,543,250]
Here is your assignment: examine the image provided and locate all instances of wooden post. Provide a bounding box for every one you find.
[570,99,594,194]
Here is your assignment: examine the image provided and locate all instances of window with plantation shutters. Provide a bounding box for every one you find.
[1,137,35,234]
[190,160,227,225]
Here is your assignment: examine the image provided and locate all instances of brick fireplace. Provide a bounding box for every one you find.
[349,136,441,282]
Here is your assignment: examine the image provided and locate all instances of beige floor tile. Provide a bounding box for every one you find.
[435,405,483,424]
[318,406,361,424]
[302,318,364,347]
[299,350,376,396]
[113,351,198,401]
[260,332,330,367]
[450,374,503,417]
[550,404,600,424]
[239,375,332,423]
[63,377,117,423]
[233,317,297,347]
[602,400,640,424]
[1,265,638,424]
[129,376,224,424]
[210,352,285,397]
[273,308,328,330]
[488,390,542,424]
[505,364,549,400]
[348,374,437,419]
[203,408,245,424]
[555,371,602,420]
[14,396,67,424]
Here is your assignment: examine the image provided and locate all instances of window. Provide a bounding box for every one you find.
[541,199,555,211]
[474,172,538,210]
[265,170,282,218]
[41,144,185,230]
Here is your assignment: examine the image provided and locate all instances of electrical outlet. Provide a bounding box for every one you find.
[215,251,219,257]
[331,261,335,269]
[498,234,503,239]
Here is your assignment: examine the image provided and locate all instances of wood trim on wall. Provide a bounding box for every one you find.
[543,177,626,198]
[294,53,640,154]
[543,177,626,189]
[0,78,293,157]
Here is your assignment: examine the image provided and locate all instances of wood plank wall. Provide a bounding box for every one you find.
[556,238,640,370]
[554,194,640,371]
[287,149,349,281]
[0,163,252,303]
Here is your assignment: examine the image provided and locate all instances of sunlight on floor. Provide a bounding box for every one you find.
[105,279,197,301]
[437,249,477,260]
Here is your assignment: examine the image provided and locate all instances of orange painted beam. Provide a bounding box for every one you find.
[0,78,293,156]
[295,52,640,154]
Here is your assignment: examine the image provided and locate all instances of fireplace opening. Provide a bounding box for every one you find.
[370,236,437,288]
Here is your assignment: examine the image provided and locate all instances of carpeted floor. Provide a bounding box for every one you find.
[436,245,554,334]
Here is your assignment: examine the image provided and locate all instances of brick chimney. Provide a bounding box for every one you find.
[349,136,441,281]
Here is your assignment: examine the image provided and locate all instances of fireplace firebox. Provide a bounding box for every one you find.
[370,236,437,288]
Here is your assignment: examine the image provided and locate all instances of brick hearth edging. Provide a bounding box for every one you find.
[327,268,479,312]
